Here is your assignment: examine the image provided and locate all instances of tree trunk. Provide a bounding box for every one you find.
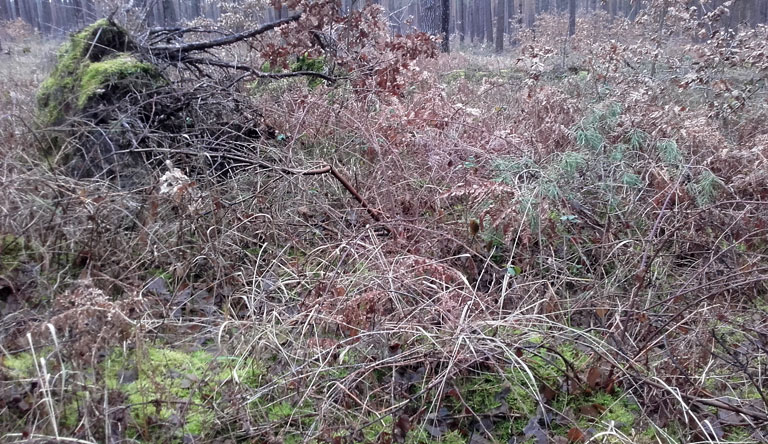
[495,0,504,52]
[441,0,450,51]
[17,0,28,26]
[650,0,668,78]
[162,0,177,25]
[420,0,440,34]
[84,0,95,23]
[474,0,482,41]
[628,0,639,21]
[144,0,157,26]
[12,0,21,22]
[567,0,575,36]
[485,0,493,44]
[72,0,84,27]
[25,0,40,30]
[190,0,201,18]
[49,0,58,31]
[507,0,515,44]
[524,0,534,28]
[39,0,52,34]
[761,0,768,24]
[750,0,760,27]
[468,0,474,42]
[406,0,417,32]
[387,0,401,34]
[458,0,465,43]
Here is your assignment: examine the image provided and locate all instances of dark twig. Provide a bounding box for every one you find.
[711,330,768,409]
[633,274,768,360]
[634,371,768,423]
[580,339,768,424]
[147,14,301,58]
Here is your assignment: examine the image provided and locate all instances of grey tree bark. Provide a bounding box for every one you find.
[0,0,8,21]
[458,0,465,43]
[495,0,504,52]
[162,0,178,25]
[190,0,201,18]
[485,0,493,44]
[421,0,440,34]
[524,0,534,28]
[441,0,450,51]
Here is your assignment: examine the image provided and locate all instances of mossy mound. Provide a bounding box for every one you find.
[35,19,168,187]
[34,18,279,188]
[37,19,161,128]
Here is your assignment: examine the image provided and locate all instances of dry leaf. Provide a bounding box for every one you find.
[586,366,602,389]
[567,427,585,443]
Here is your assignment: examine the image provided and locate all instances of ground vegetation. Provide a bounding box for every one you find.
[0,2,767,443]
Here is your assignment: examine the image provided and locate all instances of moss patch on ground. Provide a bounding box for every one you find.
[0,234,28,272]
[0,349,39,379]
[104,347,265,441]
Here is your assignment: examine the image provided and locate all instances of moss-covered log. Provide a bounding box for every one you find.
[37,19,163,128]
[34,15,331,188]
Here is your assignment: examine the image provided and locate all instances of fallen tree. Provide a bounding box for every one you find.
[36,14,344,187]
[35,9,429,237]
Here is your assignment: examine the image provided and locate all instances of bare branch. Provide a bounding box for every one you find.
[147,14,301,58]
[123,146,393,236]
[181,57,341,83]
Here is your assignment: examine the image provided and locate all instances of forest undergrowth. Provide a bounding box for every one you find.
[0,7,767,444]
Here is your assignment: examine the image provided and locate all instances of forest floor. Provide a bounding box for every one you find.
[1,15,768,444]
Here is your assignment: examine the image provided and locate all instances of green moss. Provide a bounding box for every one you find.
[461,372,537,418]
[360,416,392,442]
[586,390,639,430]
[78,55,157,108]
[291,54,334,88]
[267,401,296,421]
[0,234,27,272]
[291,54,325,74]
[444,70,466,83]
[724,425,754,442]
[61,403,80,429]
[104,347,265,441]
[38,19,110,126]
[148,268,174,282]
[406,429,465,444]
[61,391,88,430]
[1,351,37,378]
[36,19,161,130]
[449,342,643,442]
